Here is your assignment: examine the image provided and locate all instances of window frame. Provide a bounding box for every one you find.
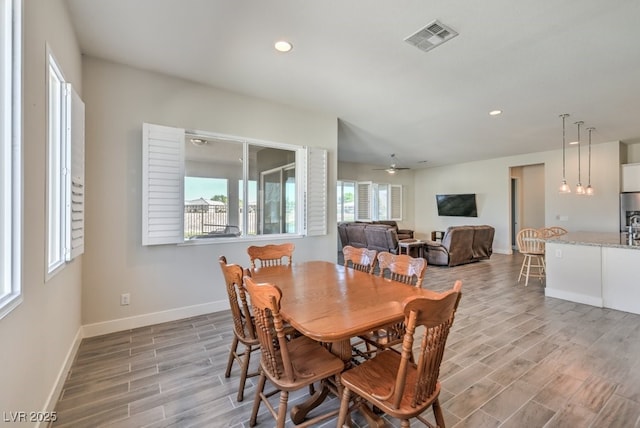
[45,46,84,278]
[46,50,68,275]
[0,0,21,320]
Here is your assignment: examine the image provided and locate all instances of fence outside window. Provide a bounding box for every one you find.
[184,203,257,238]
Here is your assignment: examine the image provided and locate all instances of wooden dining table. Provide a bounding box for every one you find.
[249,259,442,425]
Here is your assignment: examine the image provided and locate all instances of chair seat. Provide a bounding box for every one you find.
[263,335,344,391]
[341,350,440,419]
[358,322,404,349]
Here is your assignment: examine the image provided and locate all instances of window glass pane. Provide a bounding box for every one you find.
[250,144,296,235]
[238,180,258,235]
[343,181,355,222]
[184,136,241,239]
[47,56,66,273]
[377,184,389,220]
[284,166,295,233]
[184,137,297,239]
[184,177,229,238]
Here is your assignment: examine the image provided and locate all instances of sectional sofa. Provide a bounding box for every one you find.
[424,225,495,267]
[338,221,413,254]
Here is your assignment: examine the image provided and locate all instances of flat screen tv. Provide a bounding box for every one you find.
[436,194,478,217]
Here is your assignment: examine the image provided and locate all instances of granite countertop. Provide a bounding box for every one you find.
[546,231,640,249]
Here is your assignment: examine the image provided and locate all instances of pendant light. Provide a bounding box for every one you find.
[559,114,571,193]
[586,127,595,195]
[575,121,585,195]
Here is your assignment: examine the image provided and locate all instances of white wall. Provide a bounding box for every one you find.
[521,163,545,230]
[414,141,622,254]
[0,0,84,421]
[81,58,338,332]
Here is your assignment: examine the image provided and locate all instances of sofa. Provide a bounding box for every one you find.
[425,225,495,267]
[338,222,402,254]
[372,220,414,240]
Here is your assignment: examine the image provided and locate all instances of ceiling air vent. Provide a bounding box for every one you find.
[404,20,458,53]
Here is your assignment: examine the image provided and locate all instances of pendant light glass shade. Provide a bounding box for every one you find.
[586,127,595,196]
[559,114,571,193]
[575,121,585,195]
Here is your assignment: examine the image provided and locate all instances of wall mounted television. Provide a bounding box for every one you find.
[436,193,478,217]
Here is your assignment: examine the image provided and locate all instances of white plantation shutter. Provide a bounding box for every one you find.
[305,147,327,236]
[356,181,372,221]
[66,85,84,259]
[142,123,185,245]
[390,184,403,220]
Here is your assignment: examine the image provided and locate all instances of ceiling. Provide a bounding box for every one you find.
[65,0,640,169]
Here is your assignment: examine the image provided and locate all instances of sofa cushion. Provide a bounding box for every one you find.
[345,224,368,248]
[472,225,495,260]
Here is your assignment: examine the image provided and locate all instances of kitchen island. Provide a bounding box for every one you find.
[545,232,640,315]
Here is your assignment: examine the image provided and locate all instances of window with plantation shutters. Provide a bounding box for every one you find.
[46,49,85,276]
[390,184,402,220]
[67,86,84,259]
[141,123,328,245]
[304,147,327,236]
[356,181,372,221]
[142,123,185,246]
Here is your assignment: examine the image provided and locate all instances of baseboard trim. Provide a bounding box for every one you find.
[82,300,228,338]
[38,326,83,428]
[545,288,603,308]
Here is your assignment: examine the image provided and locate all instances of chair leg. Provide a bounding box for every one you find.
[433,398,446,428]
[400,420,411,428]
[225,335,239,378]
[337,387,352,427]
[277,390,289,428]
[518,257,527,283]
[524,254,532,287]
[249,371,267,427]
[236,343,253,402]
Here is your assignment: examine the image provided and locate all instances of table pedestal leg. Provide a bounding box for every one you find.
[290,384,331,424]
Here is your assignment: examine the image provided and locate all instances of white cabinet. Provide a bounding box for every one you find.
[622,163,640,192]
[602,247,640,314]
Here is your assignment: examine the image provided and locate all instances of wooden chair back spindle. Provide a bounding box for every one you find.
[247,243,295,269]
[219,256,255,342]
[343,245,377,273]
[243,275,294,382]
[377,252,426,287]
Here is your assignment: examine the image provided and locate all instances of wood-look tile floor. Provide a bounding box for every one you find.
[51,253,640,427]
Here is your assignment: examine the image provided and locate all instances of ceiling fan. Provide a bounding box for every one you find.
[373,153,411,174]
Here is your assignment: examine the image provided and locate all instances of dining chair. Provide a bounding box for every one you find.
[243,274,345,428]
[377,251,426,286]
[218,256,260,402]
[247,243,295,269]
[547,226,568,236]
[517,228,545,286]
[537,226,568,238]
[342,245,378,273]
[359,252,427,357]
[337,280,463,428]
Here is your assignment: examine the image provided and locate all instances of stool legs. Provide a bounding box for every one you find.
[518,253,544,286]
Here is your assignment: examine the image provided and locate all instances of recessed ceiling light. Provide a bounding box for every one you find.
[489,110,502,116]
[274,40,293,52]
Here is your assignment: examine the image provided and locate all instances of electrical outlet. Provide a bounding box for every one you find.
[120,293,130,306]
[555,249,562,258]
